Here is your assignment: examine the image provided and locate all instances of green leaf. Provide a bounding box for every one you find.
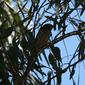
[6,2,21,25]
[70,19,78,27]
[45,16,55,22]
[5,0,12,3]
[78,38,85,59]
[5,1,14,13]
[50,46,62,62]
[70,65,75,79]
[14,13,21,24]
[80,8,84,16]
[0,26,13,39]
[49,53,55,65]
[48,53,57,70]
[55,66,62,85]
[47,71,52,85]
[48,0,54,7]
[0,6,7,14]
[20,36,28,50]
[35,0,40,4]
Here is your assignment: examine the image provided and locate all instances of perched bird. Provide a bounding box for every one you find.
[35,24,53,53]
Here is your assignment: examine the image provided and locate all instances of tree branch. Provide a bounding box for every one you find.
[49,29,85,47]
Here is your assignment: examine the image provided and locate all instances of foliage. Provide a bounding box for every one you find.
[0,0,85,85]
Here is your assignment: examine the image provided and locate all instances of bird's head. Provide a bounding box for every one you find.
[40,24,53,31]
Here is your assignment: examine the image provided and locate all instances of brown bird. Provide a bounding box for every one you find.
[35,24,53,53]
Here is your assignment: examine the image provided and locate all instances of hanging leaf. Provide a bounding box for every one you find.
[45,16,55,22]
[54,16,57,30]
[0,26,13,40]
[6,2,21,25]
[70,65,75,79]
[47,71,52,85]
[35,0,40,4]
[48,0,54,7]
[58,8,74,30]
[0,6,7,14]
[50,46,62,62]
[20,36,29,50]
[56,66,62,85]
[80,8,85,16]
[48,53,57,70]
[70,19,78,27]
[62,0,69,11]
[55,0,61,16]
[78,37,85,59]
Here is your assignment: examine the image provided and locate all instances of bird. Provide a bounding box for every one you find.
[35,24,53,53]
